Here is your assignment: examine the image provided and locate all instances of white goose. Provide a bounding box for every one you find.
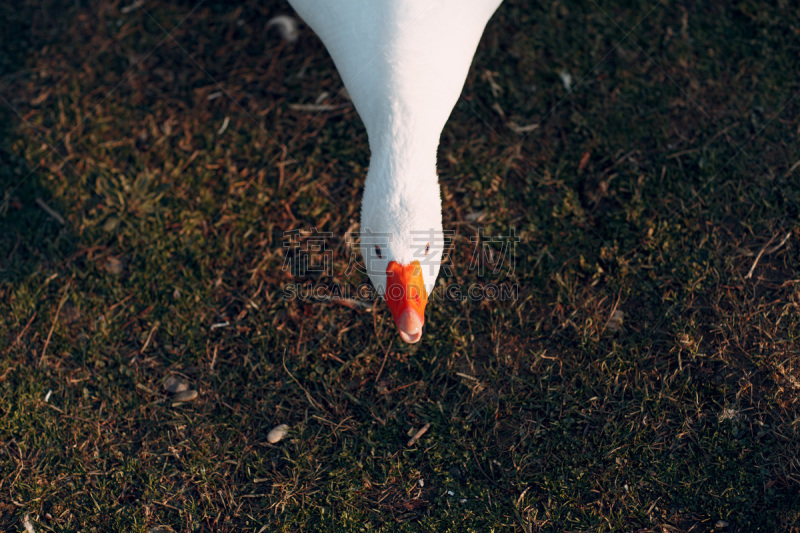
[286,0,503,343]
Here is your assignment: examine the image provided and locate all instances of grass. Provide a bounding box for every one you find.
[1,0,799,531]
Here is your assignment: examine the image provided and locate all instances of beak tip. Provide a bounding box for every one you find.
[399,329,422,343]
[397,309,423,344]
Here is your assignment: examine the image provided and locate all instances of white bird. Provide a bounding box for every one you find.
[286,0,503,343]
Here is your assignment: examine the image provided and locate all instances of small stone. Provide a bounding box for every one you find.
[267,424,289,444]
[605,309,624,333]
[418,479,424,487]
[558,70,573,91]
[104,256,125,275]
[715,521,729,529]
[173,390,198,403]
[448,466,462,479]
[163,375,188,394]
[23,514,35,533]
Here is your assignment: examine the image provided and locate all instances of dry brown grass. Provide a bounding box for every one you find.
[1,0,799,531]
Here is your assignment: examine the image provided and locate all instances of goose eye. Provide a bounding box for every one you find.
[425,242,430,255]
[375,245,382,258]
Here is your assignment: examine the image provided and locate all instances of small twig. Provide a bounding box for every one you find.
[141,320,160,354]
[470,446,501,487]
[282,349,325,412]
[374,339,393,384]
[35,197,65,225]
[217,116,230,135]
[10,312,36,352]
[136,383,158,396]
[666,122,739,160]
[746,232,792,279]
[332,297,373,312]
[764,232,792,255]
[745,235,774,279]
[665,148,700,160]
[784,160,800,178]
[210,343,218,371]
[373,305,388,352]
[120,0,144,14]
[288,103,350,112]
[407,423,430,447]
[703,120,740,148]
[152,500,180,512]
[600,290,623,336]
[507,121,539,134]
[41,281,71,366]
[295,321,304,356]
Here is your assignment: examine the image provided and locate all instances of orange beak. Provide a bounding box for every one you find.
[385,260,428,343]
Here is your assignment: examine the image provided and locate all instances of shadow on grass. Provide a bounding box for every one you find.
[1,1,78,283]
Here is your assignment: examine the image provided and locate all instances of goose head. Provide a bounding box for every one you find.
[284,0,503,343]
[360,159,444,344]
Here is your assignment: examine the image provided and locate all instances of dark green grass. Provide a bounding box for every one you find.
[1,0,799,531]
